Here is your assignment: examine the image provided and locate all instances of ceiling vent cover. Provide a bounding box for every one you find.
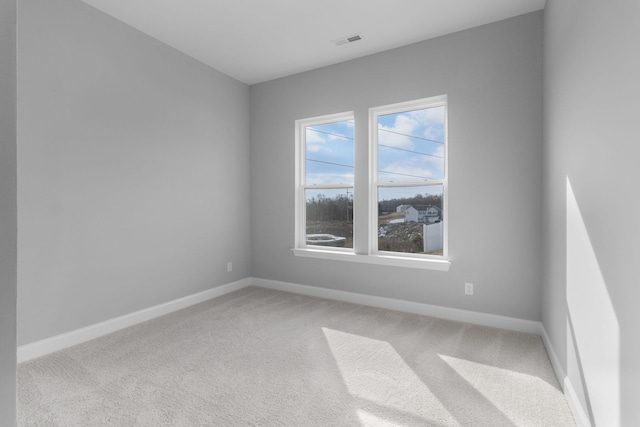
[333,33,363,46]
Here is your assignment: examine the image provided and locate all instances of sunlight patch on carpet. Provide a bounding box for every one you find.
[439,354,567,425]
[356,409,402,427]
[323,327,460,426]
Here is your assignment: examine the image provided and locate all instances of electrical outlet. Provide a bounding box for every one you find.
[227,262,232,272]
[465,282,474,295]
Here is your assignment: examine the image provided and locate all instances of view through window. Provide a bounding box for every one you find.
[299,114,354,249]
[295,96,447,263]
[373,100,446,257]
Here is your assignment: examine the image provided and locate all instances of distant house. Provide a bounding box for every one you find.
[416,205,441,223]
[396,204,411,213]
[402,204,441,223]
[404,206,419,222]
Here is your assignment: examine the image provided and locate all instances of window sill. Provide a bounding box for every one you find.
[291,248,451,271]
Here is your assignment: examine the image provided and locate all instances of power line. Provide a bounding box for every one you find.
[379,144,443,159]
[307,125,444,146]
[308,158,439,181]
[378,127,444,144]
[307,127,354,140]
[306,158,354,169]
[378,170,435,180]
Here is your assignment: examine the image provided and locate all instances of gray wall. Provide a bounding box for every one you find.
[251,12,544,321]
[0,0,17,423]
[18,0,251,345]
[543,1,640,425]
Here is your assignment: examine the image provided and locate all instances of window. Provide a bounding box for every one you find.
[370,96,447,259]
[295,112,354,251]
[294,96,449,271]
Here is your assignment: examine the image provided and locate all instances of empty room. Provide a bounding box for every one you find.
[1,0,638,425]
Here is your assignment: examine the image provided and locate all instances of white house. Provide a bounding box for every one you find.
[402,205,440,223]
[416,205,441,223]
[404,206,419,222]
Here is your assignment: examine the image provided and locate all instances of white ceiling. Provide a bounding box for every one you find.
[81,0,546,85]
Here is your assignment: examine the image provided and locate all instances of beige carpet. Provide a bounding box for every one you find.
[18,287,575,426]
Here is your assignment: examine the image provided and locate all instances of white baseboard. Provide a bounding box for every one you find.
[539,326,566,397]
[563,377,592,427]
[252,277,541,334]
[254,277,593,426]
[19,277,542,363]
[539,325,592,427]
[15,274,595,427]
[17,278,252,363]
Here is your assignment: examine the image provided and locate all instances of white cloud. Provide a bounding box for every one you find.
[408,107,444,126]
[306,129,334,154]
[379,155,444,182]
[306,172,354,186]
[409,107,445,142]
[306,130,327,144]
[432,145,445,158]
[328,133,349,141]
[379,107,445,149]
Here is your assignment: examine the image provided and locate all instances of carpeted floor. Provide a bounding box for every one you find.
[18,287,575,426]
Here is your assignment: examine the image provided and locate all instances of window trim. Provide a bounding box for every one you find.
[293,96,450,272]
[294,111,355,252]
[291,247,451,271]
[369,95,449,260]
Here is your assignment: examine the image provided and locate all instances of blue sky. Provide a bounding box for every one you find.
[305,120,354,186]
[377,106,445,183]
[305,106,444,203]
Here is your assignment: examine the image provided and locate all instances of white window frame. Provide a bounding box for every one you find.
[293,96,450,271]
[369,95,449,260]
[294,111,355,253]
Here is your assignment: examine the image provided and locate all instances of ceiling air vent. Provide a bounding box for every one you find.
[333,33,363,46]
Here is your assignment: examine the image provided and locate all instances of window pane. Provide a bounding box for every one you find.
[306,120,354,185]
[377,106,445,183]
[378,185,443,255]
[306,188,353,249]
